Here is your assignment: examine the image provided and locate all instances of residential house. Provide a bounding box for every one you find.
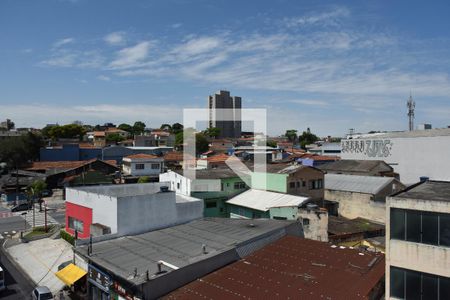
[163,151,196,170]
[101,146,173,164]
[251,163,325,201]
[0,170,46,204]
[226,189,310,220]
[325,173,405,224]
[134,130,175,147]
[327,216,385,247]
[122,154,164,179]
[196,153,231,169]
[159,169,249,217]
[295,153,340,167]
[166,235,385,300]
[65,182,203,239]
[319,159,397,178]
[208,139,234,153]
[386,180,450,299]
[25,159,119,189]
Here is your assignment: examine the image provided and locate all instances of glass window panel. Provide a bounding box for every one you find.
[422,212,439,245]
[405,270,420,300]
[406,210,421,243]
[439,276,450,300]
[440,213,450,247]
[421,273,438,300]
[390,267,404,299]
[391,208,405,240]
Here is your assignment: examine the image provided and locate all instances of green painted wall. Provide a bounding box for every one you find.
[251,172,287,193]
[228,204,270,219]
[191,177,248,218]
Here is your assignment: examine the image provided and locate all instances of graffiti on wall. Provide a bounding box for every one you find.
[341,139,393,157]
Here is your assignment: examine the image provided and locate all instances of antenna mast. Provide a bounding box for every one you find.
[407,93,415,131]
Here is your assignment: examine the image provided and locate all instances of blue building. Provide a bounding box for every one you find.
[40,144,102,161]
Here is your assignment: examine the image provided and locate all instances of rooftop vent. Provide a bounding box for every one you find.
[160,186,170,193]
[419,176,429,183]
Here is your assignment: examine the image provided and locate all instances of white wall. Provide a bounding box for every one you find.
[341,135,450,184]
[65,188,119,234]
[123,159,163,176]
[159,171,192,195]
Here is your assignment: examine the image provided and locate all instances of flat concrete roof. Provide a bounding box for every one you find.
[76,218,296,285]
[66,182,171,198]
[393,180,450,202]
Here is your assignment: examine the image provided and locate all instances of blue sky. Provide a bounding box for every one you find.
[1,0,450,136]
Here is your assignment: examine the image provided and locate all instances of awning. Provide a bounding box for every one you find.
[55,263,87,286]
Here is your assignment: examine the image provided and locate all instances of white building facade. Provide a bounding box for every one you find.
[341,128,450,184]
[122,154,164,177]
[386,180,450,299]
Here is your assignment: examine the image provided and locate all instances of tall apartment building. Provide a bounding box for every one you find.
[386,180,450,299]
[208,90,241,138]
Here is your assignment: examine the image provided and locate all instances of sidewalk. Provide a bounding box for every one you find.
[7,238,73,294]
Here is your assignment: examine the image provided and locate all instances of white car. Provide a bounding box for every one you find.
[32,286,54,300]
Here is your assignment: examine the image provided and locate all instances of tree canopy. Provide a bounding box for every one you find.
[285,129,298,142]
[299,130,319,149]
[41,124,86,140]
[133,121,146,136]
[175,128,209,154]
[0,132,43,168]
[203,127,221,138]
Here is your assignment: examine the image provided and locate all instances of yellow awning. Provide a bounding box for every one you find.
[55,263,87,286]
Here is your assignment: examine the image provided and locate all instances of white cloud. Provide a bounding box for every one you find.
[171,23,182,29]
[104,31,126,46]
[283,7,350,28]
[290,99,329,107]
[109,41,152,69]
[97,75,111,81]
[53,37,74,48]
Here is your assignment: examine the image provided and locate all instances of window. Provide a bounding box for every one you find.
[302,181,306,187]
[234,182,246,189]
[205,201,217,208]
[68,217,83,233]
[390,267,444,300]
[390,208,405,240]
[302,218,310,226]
[151,163,160,169]
[440,213,450,247]
[296,181,300,188]
[135,163,145,170]
[177,182,180,189]
[289,182,295,189]
[390,208,450,247]
[273,216,287,220]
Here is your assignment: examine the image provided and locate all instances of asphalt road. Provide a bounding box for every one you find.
[0,244,35,300]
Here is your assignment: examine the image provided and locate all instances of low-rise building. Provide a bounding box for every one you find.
[74,218,302,300]
[226,189,310,220]
[319,159,397,178]
[122,154,164,178]
[327,216,385,247]
[325,173,405,224]
[196,153,231,169]
[251,164,325,201]
[386,180,450,299]
[166,235,385,300]
[64,182,203,239]
[134,130,175,147]
[163,151,196,170]
[101,146,173,163]
[40,144,102,162]
[159,169,249,217]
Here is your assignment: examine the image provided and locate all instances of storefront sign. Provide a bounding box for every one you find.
[341,139,393,157]
[88,264,111,293]
[113,281,134,300]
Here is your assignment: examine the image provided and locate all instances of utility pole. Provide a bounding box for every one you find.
[407,93,415,131]
[44,202,48,233]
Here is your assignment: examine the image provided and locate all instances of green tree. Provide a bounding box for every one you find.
[42,124,86,140]
[118,123,133,134]
[106,133,125,143]
[137,176,151,183]
[133,121,146,136]
[28,180,47,212]
[174,128,209,154]
[0,132,43,168]
[171,123,183,135]
[160,124,172,132]
[266,140,277,148]
[203,127,221,138]
[299,130,319,149]
[285,129,298,143]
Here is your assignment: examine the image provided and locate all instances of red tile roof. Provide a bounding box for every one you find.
[163,152,195,162]
[124,154,159,160]
[165,236,385,300]
[200,153,230,163]
[25,159,117,171]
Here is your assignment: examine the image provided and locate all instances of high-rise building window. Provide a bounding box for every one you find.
[390,267,447,300]
[390,208,450,247]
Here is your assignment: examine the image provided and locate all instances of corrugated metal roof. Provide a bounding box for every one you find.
[226,189,310,212]
[75,218,297,285]
[165,235,385,300]
[325,173,395,194]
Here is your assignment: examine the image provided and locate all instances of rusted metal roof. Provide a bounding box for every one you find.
[165,235,385,300]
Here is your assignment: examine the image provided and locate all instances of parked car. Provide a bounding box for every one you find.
[41,190,53,197]
[32,286,53,300]
[10,203,31,212]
